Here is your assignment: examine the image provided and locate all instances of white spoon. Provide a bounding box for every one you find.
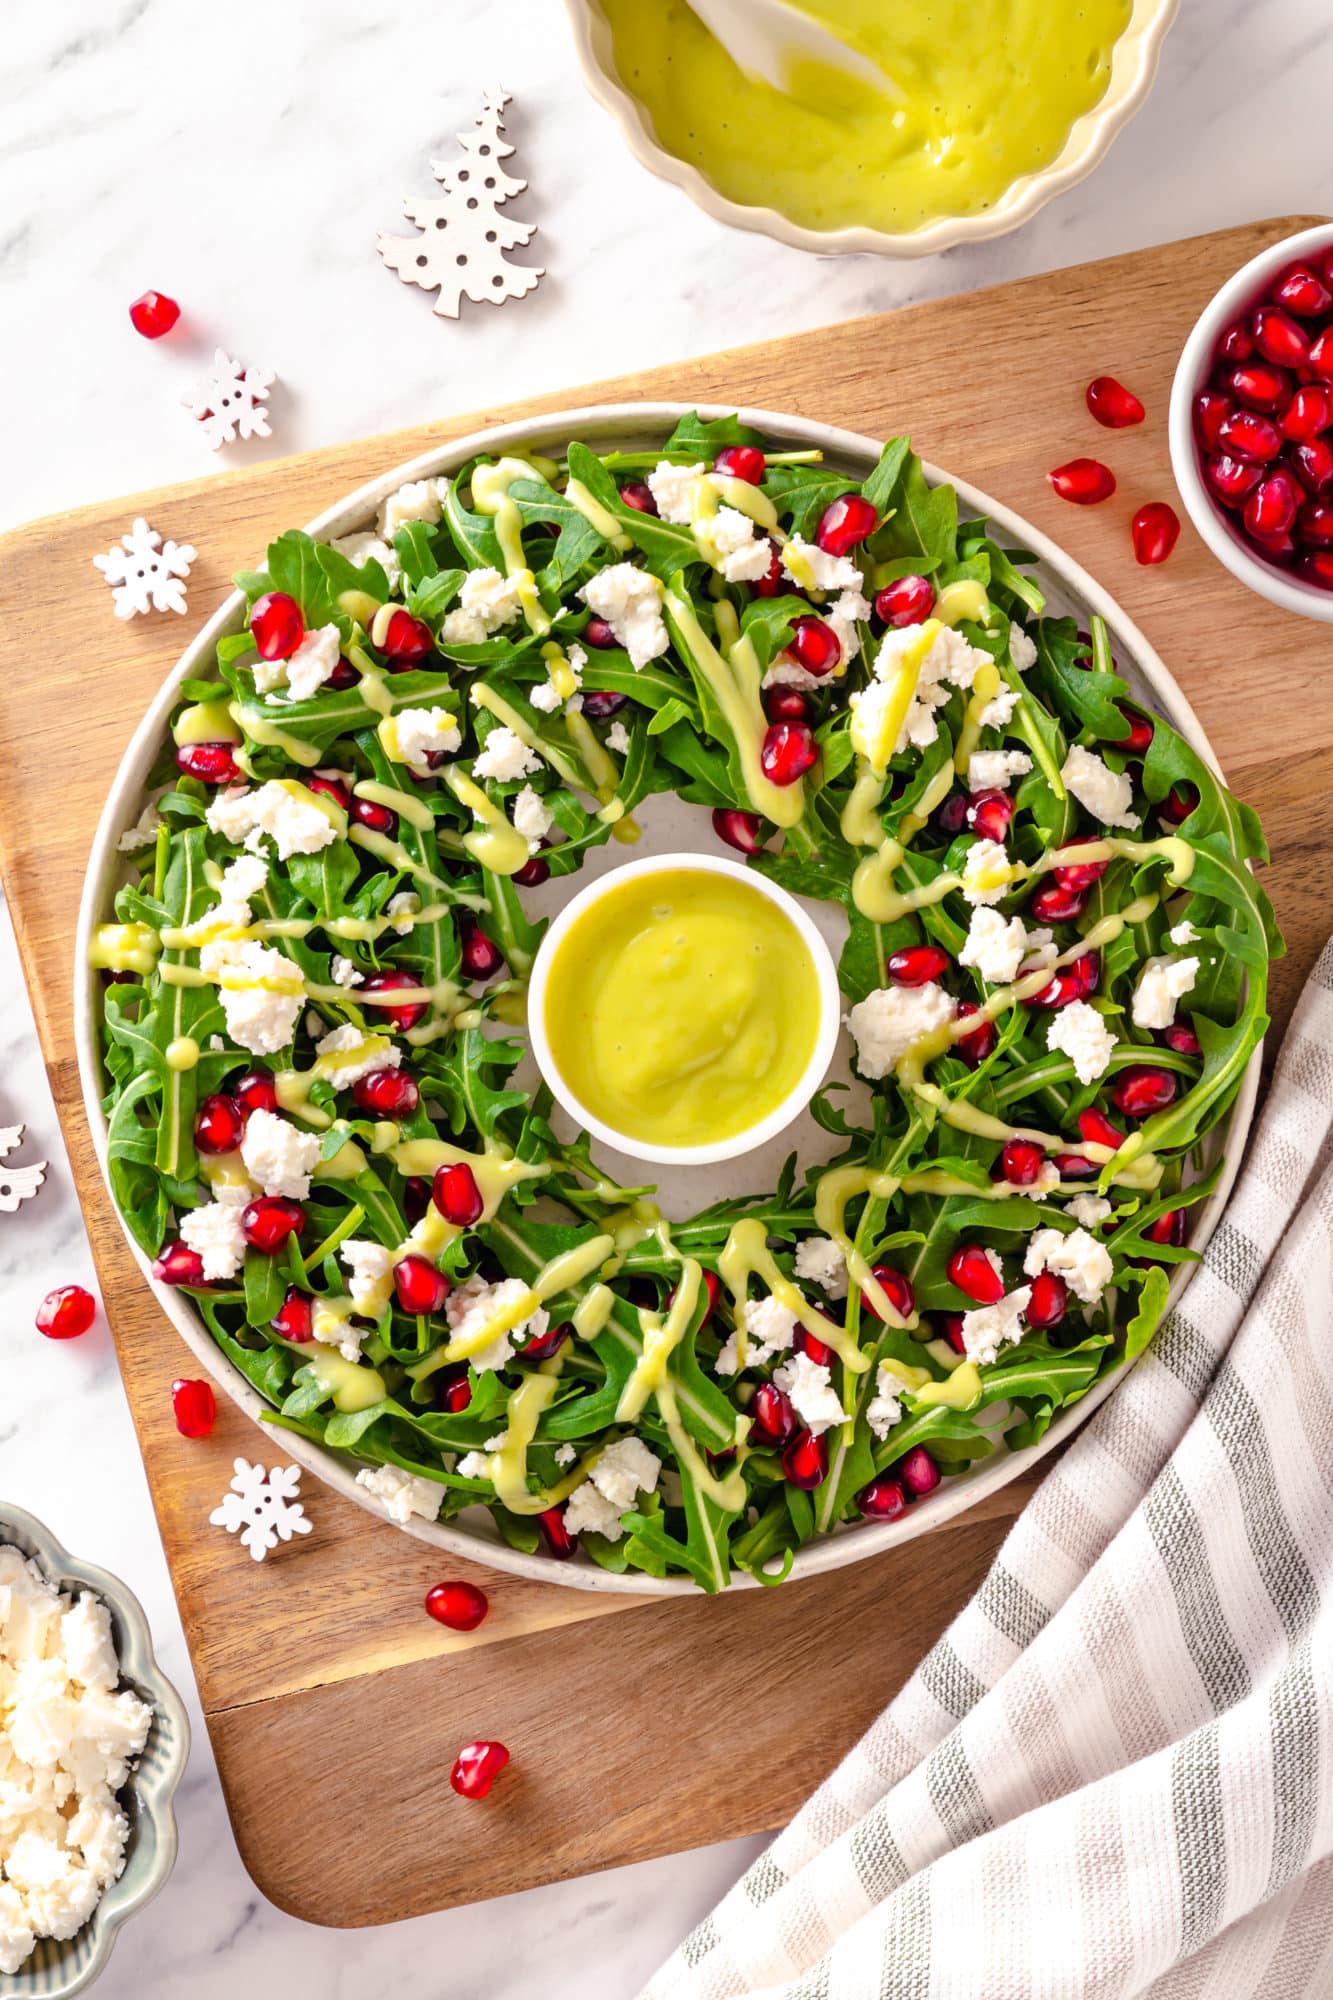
[687,0,903,102]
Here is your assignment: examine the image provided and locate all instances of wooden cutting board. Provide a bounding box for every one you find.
[1,217,1328,1929]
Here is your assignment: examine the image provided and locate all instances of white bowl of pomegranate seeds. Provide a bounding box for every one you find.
[1170,223,1333,623]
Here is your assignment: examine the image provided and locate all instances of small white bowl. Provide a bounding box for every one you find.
[1168,221,1333,625]
[527,851,841,1167]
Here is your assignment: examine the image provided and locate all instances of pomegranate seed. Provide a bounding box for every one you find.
[242,1196,305,1254]
[250,591,304,661]
[326,657,359,690]
[954,1001,997,1068]
[151,1241,206,1287]
[538,1507,576,1559]
[760,720,817,786]
[1052,858,1108,891]
[1162,1021,1203,1057]
[795,1327,834,1367]
[1281,385,1333,441]
[1086,375,1145,428]
[583,615,618,649]
[876,574,935,626]
[1070,949,1101,997]
[748,1382,796,1449]
[1112,1066,1177,1118]
[1078,1106,1123,1150]
[999,1138,1046,1186]
[966,791,1013,843]
[947,1244,1005,1305]
[714,444,765,484]
[1292,438,1333,495]
[171,1377,216,1437]
[1025,969,1082,1009]
[1298,501,1333,548]
[425,1581,488,1631]
[194,1093,244,1154]
[176,741,241,785]
[941,1313,967,1354]
[393,1254,450,1315]
[128,289,180,338]
[513,854,550,887]
[351,795,399,837]
[788,615,841,676]
[518,1320,570,1362]
[459,917,505,981]
[816,493,878,555]
[1146,1209,1187,1247]
[750,540,784,597]
[308,772,351,812]
[450,1740,510,1799]
[403,1176,431,1225]
[1114,706,1154,755]
[711,806,766,854]
[1218,320,1254,362]
[1030,882,1087,923]
[1194,391,1234,451]
[1204,452,1264,507]
[764,685,811,722]
[1244,470,1300,538]
[360,970,428,1031]
[581,689,627,720]
[436,1363,473,1413]
[887,944,950,987]
[271,1289,314,1342]
[234,1070,279,1116]
[934,792,970,837]
[855,1476,907,1520]
[1253,306,1310,369]
[378,609,432,663]
[1217,408,1283,462]
[619,480,658,514]
[782,1427,829,1490]
[862,1265,915,1322]
[1047,458,1116,505]
[1053,1151,1098,1180]
[1276,264,1333,317]
[897,1446,941,1497]
[1255,526,1299,563]
[432,1161,484,1227]
[1300,550,1333,588]
[1025,1272,1068,1329]
[1229,362,1290,413]
[1158,782,1199,824]
[1132,503,1181,566]
[35,1285,96,1340]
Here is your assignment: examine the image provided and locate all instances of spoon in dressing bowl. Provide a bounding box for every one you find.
[686,0,904,105]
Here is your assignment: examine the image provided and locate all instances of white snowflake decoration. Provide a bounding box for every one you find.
[0,1126,45,1214]
[209,1457,312,1562]
[378,88,543,319]
[92,517,196,619]
[181,348,276,449]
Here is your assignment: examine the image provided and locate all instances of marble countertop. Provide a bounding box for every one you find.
[3,0,1329,1990]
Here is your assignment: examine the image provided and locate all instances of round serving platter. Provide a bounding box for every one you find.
[74,403,1261,1595]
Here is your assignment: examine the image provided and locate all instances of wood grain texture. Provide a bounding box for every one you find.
[0,216,1328,1927]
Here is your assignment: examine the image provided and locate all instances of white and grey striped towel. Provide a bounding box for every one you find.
[643,942,1333,2000]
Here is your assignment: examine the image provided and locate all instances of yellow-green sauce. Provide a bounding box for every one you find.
[543,868,821,1149]
[599,0,1133,235]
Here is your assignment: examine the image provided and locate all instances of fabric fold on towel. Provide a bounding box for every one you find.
[643,942,1333,2000]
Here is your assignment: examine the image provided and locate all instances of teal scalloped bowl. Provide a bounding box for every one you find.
[0,1507,189,1997]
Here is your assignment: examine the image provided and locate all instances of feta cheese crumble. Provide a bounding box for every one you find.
[472,725,541,783]
[579,563,670,669]
[116,799,162,853]
[606,720,631,754]
[179,1185,249,1282]
[331,955,363,989]
[198,937,305,1056]
[387,892,420,935]
[961,838,1015,907]
[968,749,1032,794]
[846,982,955,1081]
[1009,623,1038,672]
[717,1294,800,1374]
[1168,918,1200,947]
[511,783,553,849]
[205,781,337,860]
[553,1444,577,1467]
[772,1352,848,1435]
[1132,955,1200,1030]
[703,505,773,583]
[392,706,462,774]
[978,686,1021,731]
[1060,744,1140,830]
[1047,1000,1118,1086]
[316,1025,402,1090]
[793,1236,849,1301]
[781,534,861,594]
[959,907,1042,987]
[562,1480,629,1543]
[330,530,400,587]
[339,1238,395,1317]
[278,623,342,704]
[865,1363,905,1441]
[961,1287,1033,1367]
[646,459,705,523]
[378,476,445,539]
[445,1274,549,1373]
[240,1108,322,1199]
[354,1465,441,1525]
[441,566,522,645]
[1067,1193,1113,1229]
[589,1436,662,1511]
[1024,1226,1114,1305]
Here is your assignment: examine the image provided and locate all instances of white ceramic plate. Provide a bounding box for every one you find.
[75,403,1260,1595]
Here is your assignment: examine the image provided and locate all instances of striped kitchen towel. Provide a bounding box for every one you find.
[643,942,1333,2000]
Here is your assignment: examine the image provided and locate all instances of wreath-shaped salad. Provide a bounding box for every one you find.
[92,413,1280,1590]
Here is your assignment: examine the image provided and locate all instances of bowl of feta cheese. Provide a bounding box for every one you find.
[0,1507,188,1993]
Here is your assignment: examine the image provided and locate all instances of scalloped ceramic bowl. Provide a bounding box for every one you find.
[0,1506,188,1997]
[561,0,1179,258]
[75,401,1259,1596]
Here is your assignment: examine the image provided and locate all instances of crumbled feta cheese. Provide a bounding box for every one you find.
[182,851,268,940]
[773,1352,848,1435]
[316,1025,402,1089]
[793,1236,848,1301]
[378,476,444,539]
[704,505,773,583]
[455,1449,493,1482]
[646,459,705,524]
[445,1274,549,1373]
[854,622,994,765]
[441,566,523,645]
[606,720,631,754]
[781,534,860,593]
[959,907,1037,986]
[205,781,337,860]
[472,725,541,783]
[393,705,463,774]
[339,1238,394,1316]
[304,1009,326,1041]
[1047,999,1118,1085]
[116,800,161,853]
[179,1186,249,1281]
[968,749,1033,794]
[1060,744,1139,830]
[199,938,305,1056]
[1009,623,1038,672]
[553,1444,577,1467]
[865,1363,904,1441]
[354,1464,441,1525]
[387,892,420,935]
[1018,929,1058,976]
[1131,955,1200,1030]
[563,1479,628,1543]
[846,981,955,1081]
[961,1287,1032,1367]
[282,624,342,703]
[763,656,826,693]
[331,954,363,989]
[511,784,553,850]
[717,1293,800,1375]
[329,530,401,587]
[978,687,1021,731]
[961,838,1015,907]
[589,1436,661,1510]
[239,1108,322,1200]
[827,586,872,666]
[1067,1193,1113,1229]
[528,678,562,713]
[579,564,670,669]
[1024,1225,1114,1305]
[1168,918,1200,947]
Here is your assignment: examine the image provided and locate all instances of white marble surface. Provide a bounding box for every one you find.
[1,0,1330,1990]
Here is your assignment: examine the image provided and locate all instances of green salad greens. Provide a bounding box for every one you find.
[93,413,1280,1590]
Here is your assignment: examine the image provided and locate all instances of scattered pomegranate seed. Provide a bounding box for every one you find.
[794,1327,834,1367]
[1300,550,1333,588]
[1070,949,1101,997]
[582,615,618,649]
[234,1070,279,1116]
[326,657,359,690]
[194,1093,244,1154]
[1052,858,1108,891]
[1052,1151,1098,1180]
[308,772,351,812]
[271,1289,314,1342]
[1229,362,1291,413]
[1117,706,1155,753]
[1025,1272,1068,1329]
[433,1161,485,1228]
[855,1476,907,1520]
[513,853,550,888]
[1132,503,1181,566]
[1300,502,1333,548]
[782,1427,829,1490]
[426,1581,489,1631]
[934,792,970,838]
[1162,1021,1202,1057]
[887,944,949,987]
[378,609,432,663]
[941,1312,967,1355]
[517,1320,570,1363]
[876,574,935,626]
[1047,458,1116,505]
[1292,437,1333,495]
[1217,408,1283,462]
[351,795,398,837]
[750,540,784,597]
[151,1242,206,1287]
[128,289,181,339]
[1086,375,1145,428]
[35,1285,96,1340]
[1024,968,1082,1010]
[897,1446,941,1497]
[1157,782,1199,824]
[760,720,817,786]
[619,480,658,514]
[1112,1066,1177,1118]
[748,1382,796,1449]
[711,806,765,854]
[1218,321,1254,363]
[714,444,766,484]
[763,685,811,722]
[1253,306,1310,369]
[1204,452,1263,507]
[862,1265,915,1322]
[401,1177,431,1227]
[1030,882,1087,923]
[999,1137,1046,1186]
[171,1377,216,1437]
[816,493,878,555]
[459,917,505,981]
[450,1740,510,1799]
[966,790,1013,843]
[1146,1209,1187,1247]
[393,1254,450,1315]
[947,1244,1005,1305]
[436,1363,473,1413]
[176,741,241,785]
[954,1001,997,1069]
[582,693,628,727]
[1308,330,1333,381]
[250,592,304,661]
[1244,470,1300,539]
[538,1507,576,1558]
[1281,385,1333,441]
[242,1196,304,1254]
[788,616,841,676]
[1194,391,1234,451]
[360,970,428,1031]
[1078,1106,1123,1150]
[1276,264,1333,317]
